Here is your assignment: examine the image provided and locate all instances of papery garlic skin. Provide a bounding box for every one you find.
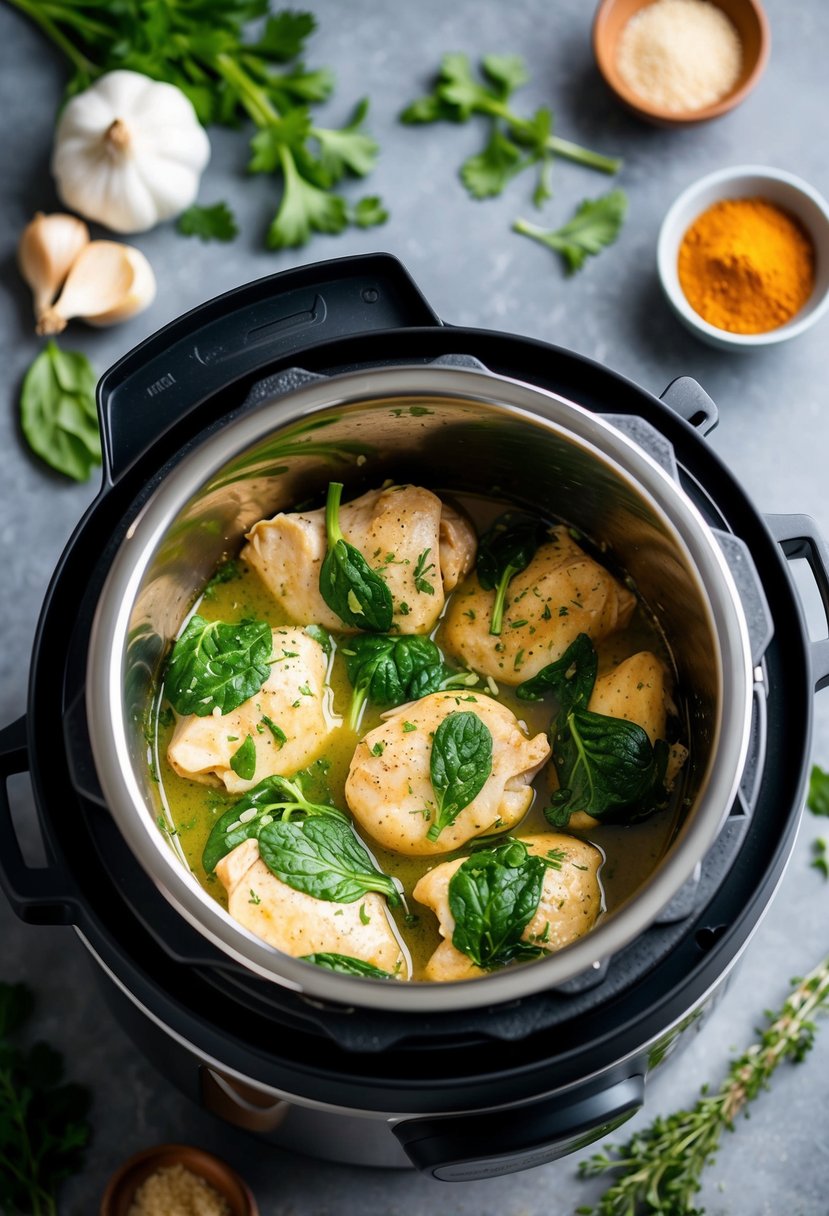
[18,212,90,323]
[37,240,155,335]
[51,70,211,234]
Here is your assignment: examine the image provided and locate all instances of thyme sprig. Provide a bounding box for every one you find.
[577,954,829,1216]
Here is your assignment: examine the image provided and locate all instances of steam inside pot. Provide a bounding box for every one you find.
[151,482,689,983]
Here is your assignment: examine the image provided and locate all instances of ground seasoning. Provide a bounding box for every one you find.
[678,198,816,333]
[127,1163,231,1216]
[617,0,741,113]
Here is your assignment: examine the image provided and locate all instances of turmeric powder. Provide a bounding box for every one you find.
[678,197,815,334]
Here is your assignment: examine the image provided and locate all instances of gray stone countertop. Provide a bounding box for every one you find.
[2,0,829,1212]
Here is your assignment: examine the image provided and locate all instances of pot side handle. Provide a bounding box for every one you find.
[97,253,440,483]
[766,513,829,691]
[393,1075,644,1180]
[0,716,82,925]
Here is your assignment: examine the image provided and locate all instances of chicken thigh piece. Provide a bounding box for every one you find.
[215,838,407,975]
[167,627,338,794]
[413,833,603,982]
[345,692,550,856]
[557,650,688,829]
[442,526,636,685]
[242,485,477,635]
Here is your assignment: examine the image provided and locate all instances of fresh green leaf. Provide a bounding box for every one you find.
[343,634,476,729]
[481,53,530,98]
[164,615,272,717]
[258,816,400,904]
[230,734,257,781]
[252,10,316,61]
[449,838,548,969]
[808,764,829,816]
[313,98,378,181]
[427,711,493,842]
[399,93,458,124]
[267,155,349,248]
[177,201,239,241]
[0,980,91,1215]
[20,342,100,482]
[304,624,332,654]
[248,109,314,171]
[351,195,389,228]
[514,189,628,274]
[300,953,396,978]
[811,837,829,879]
[460,127,524,199]
[516,632,597,713]
[319,482,393,631]
[202,773,347,873]
[476,512,548,635]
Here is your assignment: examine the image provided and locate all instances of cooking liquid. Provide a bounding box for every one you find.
[153,493,686,981]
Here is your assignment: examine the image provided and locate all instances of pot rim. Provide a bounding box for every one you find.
[86,364,754,1013]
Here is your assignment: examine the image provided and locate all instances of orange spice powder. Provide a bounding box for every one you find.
[678,197,815,334]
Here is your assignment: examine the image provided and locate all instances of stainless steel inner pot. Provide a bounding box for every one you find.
[86,364,753,1013]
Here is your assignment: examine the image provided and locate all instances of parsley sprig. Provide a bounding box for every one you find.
[514,189,628,275]
[578,954,829,1215]
[402,53,621,206]
[8,1,386,249]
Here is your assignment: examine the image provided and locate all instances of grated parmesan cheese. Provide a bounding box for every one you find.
[128,1163,231,1216]
[616,0,742,114]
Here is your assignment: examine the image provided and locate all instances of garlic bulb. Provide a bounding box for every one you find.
[37,241,156,335]
[51,70,211,234]
[18,212,90,322]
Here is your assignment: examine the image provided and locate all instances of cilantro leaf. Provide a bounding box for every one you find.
[513,189,628,274]
[267,157,349,249]
[351,196,389,228]
[253,11,317,61]
[808,764,829,817]
[313,99,379,181]
[461,127,525,199]
[481,53,530,98]
[177,202,239,242]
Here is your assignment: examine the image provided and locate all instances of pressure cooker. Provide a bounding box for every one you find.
[1,254,827,1180]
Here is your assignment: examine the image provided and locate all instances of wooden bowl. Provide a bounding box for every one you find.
[99,1143,258,1216]
[593,0,770,126]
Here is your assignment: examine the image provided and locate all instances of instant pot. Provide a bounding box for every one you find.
[1,254,827,1180]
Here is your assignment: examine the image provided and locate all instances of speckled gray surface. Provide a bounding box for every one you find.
[2,1,829,1212]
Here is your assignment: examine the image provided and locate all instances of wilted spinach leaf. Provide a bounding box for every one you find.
[300,953,396,978]
[343,634,477,727]
[258,816,400,904]
[426,711,493,842]
[516,631,597,713]
[319,482,393,631]
[229,735,257,782]
[164,615,272,716]
[477,512,548,635]
[449,838,548,969]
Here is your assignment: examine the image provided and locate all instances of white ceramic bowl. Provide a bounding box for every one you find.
[657,165,829,350]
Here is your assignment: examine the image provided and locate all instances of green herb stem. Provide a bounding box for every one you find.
[489,565,516,636]
[325,480,345,546]
[579,954,829,1215]
[6,0,98,79]
[482,99,621,174]
[214,50,281,127]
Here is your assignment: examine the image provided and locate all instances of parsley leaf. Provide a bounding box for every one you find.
[808,764,829,817]
[514,189,628,274]
[177,201,239,242]
[351,196,389,228]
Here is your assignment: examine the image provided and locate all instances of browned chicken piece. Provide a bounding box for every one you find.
[215,838,407,975]
[441,525,636,685]
[242,485,476,635]
[413,833,604,982]
[345,691,550,856]
[167,627,338,794]
[561,650,688,829]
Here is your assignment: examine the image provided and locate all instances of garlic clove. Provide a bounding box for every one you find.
[86,245,156,327]
[36,240,139,336]
[18,212,90,325]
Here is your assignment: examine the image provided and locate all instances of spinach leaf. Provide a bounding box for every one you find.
[426,711,493,842]
[476,512,548,635]
[202,774,347,873]
[516,632,597,713]
[304,624,332,654]
[319,482,393,631]
[164,615,272,716]
[547,709,669,827]
[20,341,101,482]
[230,735,256,781]
[343,634,477,728]
[258,816,400,905]
[300,953,396,978]
[449,838,548,969]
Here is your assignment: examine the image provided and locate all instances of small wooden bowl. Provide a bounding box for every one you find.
[99,1143,258,1216]
[593,0,770,126]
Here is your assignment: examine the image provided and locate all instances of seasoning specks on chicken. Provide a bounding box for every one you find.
[345,692,550,855]
[167,627,338,793]
[215,838,407,975]
[413,833,603,981]
[441,525,636,684]
[242,485,476,635]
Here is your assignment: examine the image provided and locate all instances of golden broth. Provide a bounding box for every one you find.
[152,493,686,982]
